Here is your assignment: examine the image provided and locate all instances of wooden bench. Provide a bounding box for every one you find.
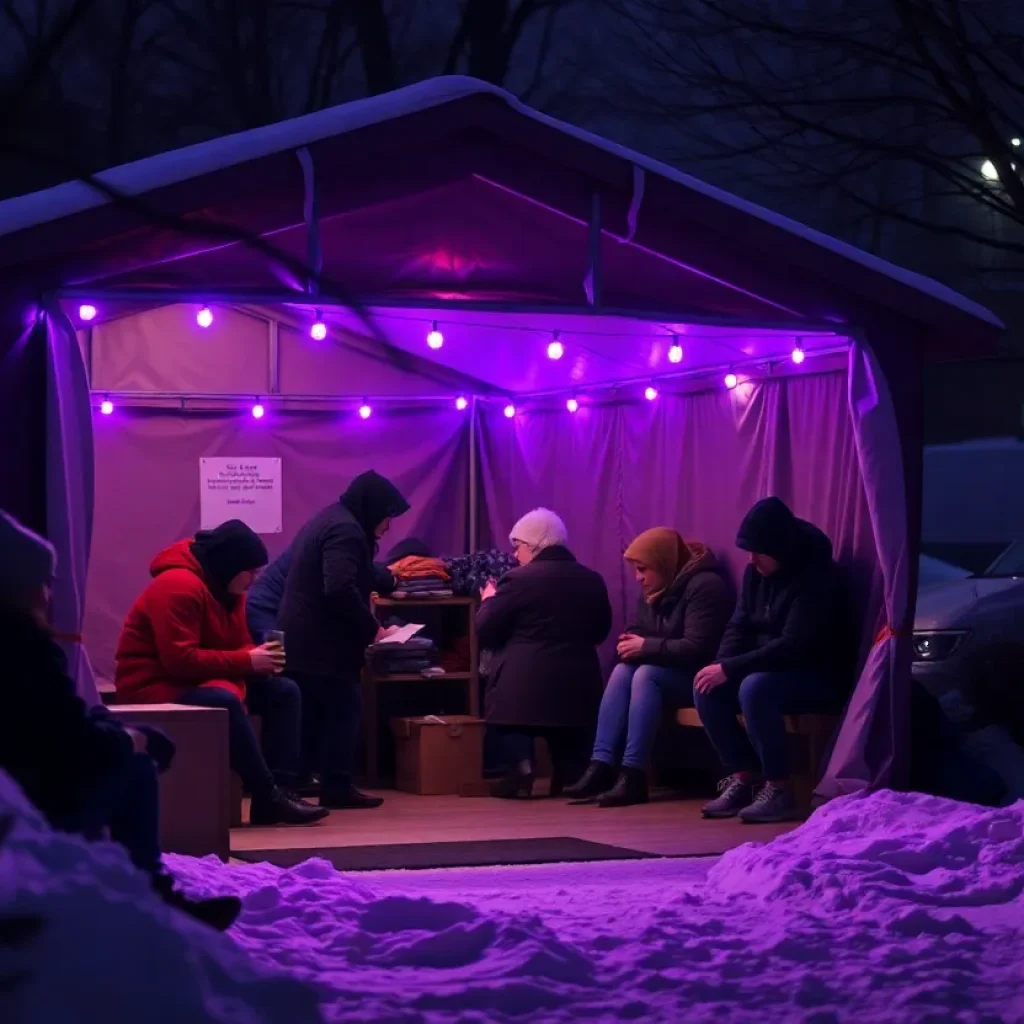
[110,704,230,860]
[675,707,838,808]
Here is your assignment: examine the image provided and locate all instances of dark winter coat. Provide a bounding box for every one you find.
[278,471,409,677]
[477,545,613,729]
[717,498,851,686]
[2,606,135,825]
[623,546,732,671]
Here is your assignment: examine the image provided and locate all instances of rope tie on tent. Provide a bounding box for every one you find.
[873,625,902,646]
[52,632,83,644]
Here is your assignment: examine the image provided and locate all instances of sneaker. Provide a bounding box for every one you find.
[563,761,617,800]
[250,787,330,826]
[701,774,756,819]
[152,874,242,932]
[738,782,800,824]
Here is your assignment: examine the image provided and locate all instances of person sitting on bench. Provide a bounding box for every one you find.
[114,520,327,826]
[564,527,731,806]
[0,510,242,930]
[694,497,849,824]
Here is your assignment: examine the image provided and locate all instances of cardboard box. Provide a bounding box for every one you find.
[391,715,485,795]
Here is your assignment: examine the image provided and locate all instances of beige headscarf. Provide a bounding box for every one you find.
[624,527,692,604]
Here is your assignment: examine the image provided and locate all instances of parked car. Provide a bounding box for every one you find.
[912,541,1024,696]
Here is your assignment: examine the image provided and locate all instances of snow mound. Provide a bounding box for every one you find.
[0,771,322,1024]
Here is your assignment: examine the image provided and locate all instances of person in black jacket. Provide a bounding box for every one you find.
[278,471,409,809]
[564,527,732,807]
[0,510,241,931]
[477,508,613,798]
[695,497,851,824]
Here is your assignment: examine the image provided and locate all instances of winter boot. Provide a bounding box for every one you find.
[562,761,618,801]
[320,780,385,810]
[596,767,649,807]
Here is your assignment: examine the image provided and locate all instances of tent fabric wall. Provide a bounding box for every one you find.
[477,370,886,791]
[84,407,469,682]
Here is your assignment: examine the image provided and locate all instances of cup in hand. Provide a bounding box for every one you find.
[266,629,286,666]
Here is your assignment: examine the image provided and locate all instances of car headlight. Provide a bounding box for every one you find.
[912,631,970,662]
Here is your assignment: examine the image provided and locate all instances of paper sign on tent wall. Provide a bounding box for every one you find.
[200,458,282,534]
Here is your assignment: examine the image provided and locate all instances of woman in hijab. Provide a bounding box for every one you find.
[564,527,732,807]
[115,519,328,826]
[477,508,613,798]
[278,470,410,809]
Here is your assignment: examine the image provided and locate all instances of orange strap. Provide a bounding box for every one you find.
[873,625,901,646]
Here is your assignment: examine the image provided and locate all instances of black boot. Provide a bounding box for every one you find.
[596,767,649,808]
[320,780,384,810]
[250,787,330,825]
[562,761,617,801]
[152,874,242,932]
[489,767,534,799]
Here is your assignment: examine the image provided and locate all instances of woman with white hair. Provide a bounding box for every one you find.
[476,508,612,798]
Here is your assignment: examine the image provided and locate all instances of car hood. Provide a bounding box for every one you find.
[915,576,1024,630]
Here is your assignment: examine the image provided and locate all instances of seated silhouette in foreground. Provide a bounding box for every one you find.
[477,508,613,798]
[565,527,732,807]
[114,520,327,826]
[695,498,850,824]
[0,510,241,930]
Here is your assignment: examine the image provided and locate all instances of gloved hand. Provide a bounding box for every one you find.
[136,726,176,773]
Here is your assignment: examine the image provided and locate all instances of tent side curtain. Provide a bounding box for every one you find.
[84,408,470,683]
[477,370,891,792]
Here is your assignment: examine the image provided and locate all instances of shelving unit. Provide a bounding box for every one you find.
[360,595,479,787]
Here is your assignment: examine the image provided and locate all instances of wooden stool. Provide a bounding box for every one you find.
[676,707,838,807]
[110,704,230,860]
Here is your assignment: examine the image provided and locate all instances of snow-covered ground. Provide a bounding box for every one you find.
[3,769,1023,1023]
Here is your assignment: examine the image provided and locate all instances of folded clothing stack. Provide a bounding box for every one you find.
[389,555,453,598]
[367,635,440,676]
[446,549,518,597]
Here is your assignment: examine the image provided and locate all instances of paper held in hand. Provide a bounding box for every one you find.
[378,623,426,645]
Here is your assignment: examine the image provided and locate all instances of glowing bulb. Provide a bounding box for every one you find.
[310,313,327,341]
[547,339,564,360]
[100,399,114,415]
[981,159,999,181]
[197,306,214,328]
[504,403,516,419]
[79,304,97,322]
[455,396,468,411]
[566,398,579,413]
[427,321,444,350]
[1013,138,1021,147]
[668,340,683,364]
[724,372,738,390]
[251,403,265,419]
[359,403,372,420]
[791,346,806,364]
[644,386,658,401]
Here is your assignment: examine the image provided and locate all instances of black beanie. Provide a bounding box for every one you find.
[735,497,800,562]
[191,520,268,603]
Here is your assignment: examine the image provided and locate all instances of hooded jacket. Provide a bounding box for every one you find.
[278,471,410,676]
[623,545,732,670]
[114,540,258,703]
[717,498,850,684]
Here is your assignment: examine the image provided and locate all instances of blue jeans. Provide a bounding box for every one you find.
[176,676,302,796]
[693,670,834,780]
[592,663,696,771]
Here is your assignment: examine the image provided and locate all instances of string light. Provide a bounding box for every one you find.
[359,402,372,420]
[504,403,516,418]
[427,321,444,350]
[724,371,738,390]
[100,398,114,415]
[566,397,579,413]
[546,331,564,360]
[251,403,265,419]
[455,396,468,411]
[668,337,683,364]
[197,306,214,328]
[311,312,327,341]
[79,304,97,322]
[791,345,806,364]
[644,386,658,401]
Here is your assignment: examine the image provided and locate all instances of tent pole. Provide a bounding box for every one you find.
[587,190,602,308]
[468,397,479,552]
[53,287,849,336]
[267,319,280,394]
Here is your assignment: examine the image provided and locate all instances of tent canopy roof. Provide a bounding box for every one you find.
[0,76,1001,388]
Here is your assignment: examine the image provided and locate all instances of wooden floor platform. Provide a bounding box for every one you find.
[230,789,798,860]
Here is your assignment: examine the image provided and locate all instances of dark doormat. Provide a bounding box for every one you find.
[234,837,658,872]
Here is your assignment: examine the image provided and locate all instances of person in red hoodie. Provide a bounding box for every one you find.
[114,520,327,826]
